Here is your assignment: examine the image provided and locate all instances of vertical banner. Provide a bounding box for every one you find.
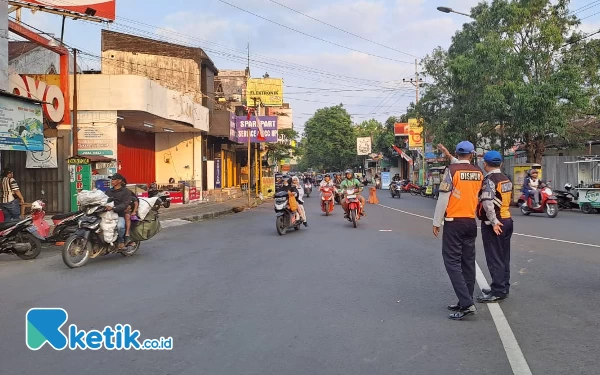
[381,172,391,190]
[69,164,92,211]
[215,158,222,189]
[408,118,424,150]
[356,137,372,155]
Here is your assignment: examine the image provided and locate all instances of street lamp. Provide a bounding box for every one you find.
[436,6,472,17]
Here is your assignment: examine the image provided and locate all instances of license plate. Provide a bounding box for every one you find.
[347,195,356,199]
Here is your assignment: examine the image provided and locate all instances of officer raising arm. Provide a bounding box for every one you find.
[476,151,514,303]
[432,141,484,320]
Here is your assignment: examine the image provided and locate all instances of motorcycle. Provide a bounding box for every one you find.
[148,187,172,208]
[31,198,83,245]
[375,178,381,189]
[320,186,335,216]
[0,216,44,260]
[518,183,559,218]
[334,183,343,205]
[62,203,143,268]
[273,191,303,235]
[390,182,402,198]
[555,184,579,210]
[344,188,363,228]
[304,182,313,198]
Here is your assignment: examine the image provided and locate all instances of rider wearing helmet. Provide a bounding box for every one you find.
[340,169,366,218]
[522,169,542,208]
[320,174,334,188]
[333,173,343,186]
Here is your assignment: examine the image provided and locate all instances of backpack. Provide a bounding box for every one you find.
[130,210,162,241]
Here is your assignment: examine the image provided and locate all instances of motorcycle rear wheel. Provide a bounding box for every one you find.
[62,235,91,268]
[163,201,171,209]
[120,241,141,256]
[15,232,42,260]
[410,188,419,196]
[520,204,531,216]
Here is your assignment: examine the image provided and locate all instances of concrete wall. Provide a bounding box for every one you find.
[155,133,202,183]
[9,48,58,75]
[102,50,203,104]
[0,3,9,91]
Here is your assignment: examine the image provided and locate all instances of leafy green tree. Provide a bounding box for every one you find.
[301,105,357,171]
[416,0,591,162]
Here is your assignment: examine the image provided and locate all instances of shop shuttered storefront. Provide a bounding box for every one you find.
[117,130,155,185]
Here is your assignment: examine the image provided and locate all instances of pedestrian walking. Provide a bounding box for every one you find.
[432,141,483,320]
[476,151,514,303]
[1,168,25,221]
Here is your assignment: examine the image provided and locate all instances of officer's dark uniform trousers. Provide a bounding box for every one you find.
[442,218,478,308]
[481,218,514,296]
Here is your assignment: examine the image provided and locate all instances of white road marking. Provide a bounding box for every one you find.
[379,230,393,232]
[379,204,599,248]
[378,203,533,375]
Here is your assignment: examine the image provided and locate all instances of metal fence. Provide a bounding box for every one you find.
[490,155,581,190]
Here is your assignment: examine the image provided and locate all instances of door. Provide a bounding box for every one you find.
[117,130,155,185]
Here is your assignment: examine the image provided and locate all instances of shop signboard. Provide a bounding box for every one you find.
[13,0,116,21]
[77,111,118,156]
[215,158,222,189]
[235,116,278,143]
[0,95,44,151]
[229,112,238,142]
[26,137,57,168]
[246,78,283,107]
[68,158,93,211]
[394,123,409,136]
[381,172,391,189]
[408,118,424,150]
[356,137,372,155]
[9,74,65,123]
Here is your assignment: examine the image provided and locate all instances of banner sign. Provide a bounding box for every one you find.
[394,123,409,136]
[246,78,283,107]
[26,137,57,168]
[9,74,65,123]
[77,111,118,156]
[0,95,44,151]
[215,158,222,189]
[14,1,116,21]
[356,137,372,155]
[408,118,424,150]
[235,116,278,143]
[229,112,238,142]
[381,172,391,190]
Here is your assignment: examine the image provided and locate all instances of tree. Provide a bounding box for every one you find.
[301,105,356,171]
[416,0,592,162]
[265,128,297,166]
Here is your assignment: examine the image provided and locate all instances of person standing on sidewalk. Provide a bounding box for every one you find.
[476,151,514,303]
[1,168,25,221]
[433,141,483,320]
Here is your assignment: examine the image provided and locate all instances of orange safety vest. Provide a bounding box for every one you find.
[445,164,483,219]
[477,172,513,221]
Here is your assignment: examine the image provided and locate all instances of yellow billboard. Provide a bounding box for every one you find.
[246,78,283,107]
[408,118,424,150]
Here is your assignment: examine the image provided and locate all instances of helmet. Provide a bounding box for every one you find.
[565,183,572,190]
[324,174,331,178]
[31,200,43,211]
[345,169,354,178]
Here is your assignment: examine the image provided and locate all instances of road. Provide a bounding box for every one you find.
[1,191,599,375]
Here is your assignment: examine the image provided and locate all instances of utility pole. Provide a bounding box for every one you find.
[403,59,424,184]
[73,48,79,156]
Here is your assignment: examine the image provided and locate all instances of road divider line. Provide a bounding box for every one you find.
[378,203,533,375]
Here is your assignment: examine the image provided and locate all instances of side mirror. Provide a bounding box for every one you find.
[41,189,45,195]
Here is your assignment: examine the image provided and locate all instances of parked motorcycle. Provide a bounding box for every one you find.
[389,182,402,198]
[148,187,172,208]
[518,183,559,218]
[344,188,363,228]
[62,203,142,268]
[555,183,579,210]
[320,186,335,216]
[273,191,303,235]
[0,216,43,260]
[304,182,313,198]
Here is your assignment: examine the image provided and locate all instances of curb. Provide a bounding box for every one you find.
[179,199,267,223]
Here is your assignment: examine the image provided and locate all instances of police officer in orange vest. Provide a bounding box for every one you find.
[476,150,514,303]
[433,141,483,320]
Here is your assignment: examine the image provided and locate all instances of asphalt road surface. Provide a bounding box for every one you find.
[1,191,599,375]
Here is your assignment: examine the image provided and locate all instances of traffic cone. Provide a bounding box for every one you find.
[368,187,379,204]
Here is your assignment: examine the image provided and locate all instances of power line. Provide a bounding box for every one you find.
[571,0,600,14]
[215,0,413,64]
[266,0,420,59]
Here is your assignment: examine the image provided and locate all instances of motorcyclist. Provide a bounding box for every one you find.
[392,173,401,182]
[281,177,302,223]
[320,174,334,188]
[340,169,366,218]
[522,169,542,208]
[333,173,343,186]
[105,173,133,249]
[303,174,313,185]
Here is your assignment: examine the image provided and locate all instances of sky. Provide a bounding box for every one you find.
[12,0,600,136]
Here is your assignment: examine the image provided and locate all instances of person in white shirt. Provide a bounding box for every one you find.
[320,174,335,188]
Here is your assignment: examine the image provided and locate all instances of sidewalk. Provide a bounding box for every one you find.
[159,194,265,224]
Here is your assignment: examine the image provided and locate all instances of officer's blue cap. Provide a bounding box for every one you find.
[455,141,475,154]
[484,150,503,164]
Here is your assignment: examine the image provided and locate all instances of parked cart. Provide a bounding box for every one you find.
[564,156,600,214]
